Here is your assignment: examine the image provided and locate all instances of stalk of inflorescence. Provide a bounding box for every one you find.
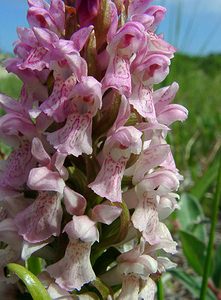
[157,277,164,300]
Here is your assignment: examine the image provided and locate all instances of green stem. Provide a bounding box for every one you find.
[200,150,221,299]
[157,277,164,300]
[26,256,43,276]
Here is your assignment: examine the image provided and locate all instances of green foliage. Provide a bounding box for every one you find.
[6,263,51,300]
[163,53,221,190]
[176,193,207,241]
[179,230,206,275]
[190,156,220,201]
[26,257,43,276]
[212,244,221,289]
[0,67,22,99]
[170,269,217,300]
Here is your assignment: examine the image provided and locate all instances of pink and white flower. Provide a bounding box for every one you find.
[0,0,188,297]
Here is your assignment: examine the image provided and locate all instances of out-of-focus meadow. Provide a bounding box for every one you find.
[161,53,221,299]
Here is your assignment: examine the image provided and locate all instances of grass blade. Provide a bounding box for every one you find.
[191,157,219,200]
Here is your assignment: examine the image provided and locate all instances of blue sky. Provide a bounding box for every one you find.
[0,0,221,56]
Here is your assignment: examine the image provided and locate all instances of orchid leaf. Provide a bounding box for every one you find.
[177,193,207,242]
[170,269,216,300]
[179,230,206,275]
[191,157,219,200]
[6,263,51,300]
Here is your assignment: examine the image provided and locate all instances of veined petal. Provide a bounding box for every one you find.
[146,222,177,254]
[145,5,167,29]
[40,74,76,122]
[52,152,68,180]
[134,53,170,86]
[136,169,180,197]
[153,82,179,106]
[49,0,65,33]
[64,53,87,81]
[47,113,93,157]
[128,0,153,17]
[70,26,94,52]
[133,144,170,184]
[129,83,156,121]
[47,282,70,300]
[33,27,59,50]
[17,27,38,48]
[118,255,157,278]
[107,21,146,57]
[47,240,96,291]
[104,126,142,158]
[0,140,36,190]
[131,14,154,31]
[19,47,49,71]
[15,192,62,243]
[0,112,36,139]
[27,0,65,34]
[102,56,131,96]
[0,94,24,114]
[132,197,160,245]
[117,275,140,300]
[89,155,127,202]
[138,278,157,300]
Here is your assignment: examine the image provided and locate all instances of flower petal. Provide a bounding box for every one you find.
[89,155,127,202]
[47,240,96,291]
[117,275,140,300]
[28,166,65,193]
[102,56,131,96]
[138,278,157,300]
[91,204,122,225]
[133,144,170,184]
[0,140,36,190]
[63,186,86,216]
[129,83,156,121]
[31,137,51,165]
[64,215,99,243]
[47,114,92,157]
[15,192,62,243]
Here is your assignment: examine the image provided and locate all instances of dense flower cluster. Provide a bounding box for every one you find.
[0,0,188,298]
